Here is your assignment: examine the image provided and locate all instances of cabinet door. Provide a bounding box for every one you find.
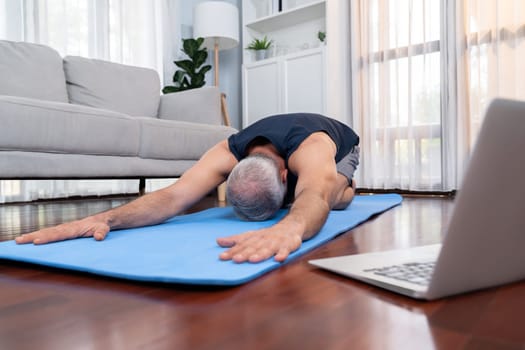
[243,60,281,126]
[283,49,325,114]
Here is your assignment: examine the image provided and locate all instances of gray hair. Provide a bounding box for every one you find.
[226,154,287,221]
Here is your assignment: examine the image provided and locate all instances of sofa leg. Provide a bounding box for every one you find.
[139,178,146,196]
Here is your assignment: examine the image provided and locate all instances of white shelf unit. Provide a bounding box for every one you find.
[242,0,327,126]
[245,0,325,33]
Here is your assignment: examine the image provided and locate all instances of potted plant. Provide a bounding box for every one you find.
[246,36,273,61]
[163,37,211,93]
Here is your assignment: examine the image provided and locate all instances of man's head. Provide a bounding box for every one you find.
[226,154,287,221]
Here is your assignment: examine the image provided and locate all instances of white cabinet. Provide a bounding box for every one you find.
[242,47,325,126]
[283,48,324,114]
[242,0,326,126]
[243,59,281,125]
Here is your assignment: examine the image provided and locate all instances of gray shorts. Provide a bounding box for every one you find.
[336,145,360,185]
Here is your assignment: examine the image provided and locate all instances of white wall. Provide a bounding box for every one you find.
[178,0,243,129]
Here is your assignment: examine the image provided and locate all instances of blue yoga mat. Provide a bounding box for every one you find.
[0,194,402,285]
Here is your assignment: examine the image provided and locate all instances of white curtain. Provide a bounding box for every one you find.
[444,0,525,189]
[0,0,180,203]
[349,0,525,191]
[0,0,178,76]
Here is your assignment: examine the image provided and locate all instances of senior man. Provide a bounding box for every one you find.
[16,113,360,263]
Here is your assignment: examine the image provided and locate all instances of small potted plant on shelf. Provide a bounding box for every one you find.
[246,36,273,61]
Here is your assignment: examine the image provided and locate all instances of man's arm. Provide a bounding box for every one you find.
[217,132,344,263]
[16,140,238,245]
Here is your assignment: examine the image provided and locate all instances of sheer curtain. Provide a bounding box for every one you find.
[0,0,180,203]
[445,0,525,188]
[349,0,525,191]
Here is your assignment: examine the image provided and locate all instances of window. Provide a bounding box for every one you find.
[0,0,176,203]
[351,0,525,191]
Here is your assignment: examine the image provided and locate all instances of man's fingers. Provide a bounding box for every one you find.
[30,227,74,245]
[92,227,109,241]
[15,233,37,244]
[232,246,257,263]
[274,246,292,262]
[248,247,275,263]
[15,220,110,245]
[216,232,249,247]
[16,228,63,245]
[220,237,259,261]
[219,233,264,261]
[218,229,303,264]
[216,237,236,248]
[274,235,301,262]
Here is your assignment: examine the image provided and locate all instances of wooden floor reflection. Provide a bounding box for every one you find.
[0,194,524,350]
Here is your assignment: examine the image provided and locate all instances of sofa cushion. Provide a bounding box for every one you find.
[0,151,196,178]
[64,56,161,117]
[0,40,69,103]
[137,117,237,160]
[158,87,222,125]
[0,96,140,156]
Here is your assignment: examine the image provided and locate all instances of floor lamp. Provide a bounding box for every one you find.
[194,1,239,201]
[193,1,239,127]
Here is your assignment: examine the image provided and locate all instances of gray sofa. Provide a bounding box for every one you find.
[0,40,237,193]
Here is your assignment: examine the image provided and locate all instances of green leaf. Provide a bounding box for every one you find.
[166,37,211,91]
[192,79,204,88]
[198,65,212,75]
[195,37,204,49]
[173,70,186,84]
[175,59,194,72]
[194,51,208,67]
[162,85,180,94]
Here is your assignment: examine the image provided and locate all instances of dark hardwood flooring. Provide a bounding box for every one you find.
[0,196,134,241]
[0,194,222,241]
[1,194,524,350]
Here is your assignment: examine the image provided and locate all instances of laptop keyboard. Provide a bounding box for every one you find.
[364,261,436,286]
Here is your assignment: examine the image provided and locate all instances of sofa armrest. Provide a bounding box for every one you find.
[157,86,223,125]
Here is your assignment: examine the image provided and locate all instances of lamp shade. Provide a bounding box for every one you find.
[193,1,239,51]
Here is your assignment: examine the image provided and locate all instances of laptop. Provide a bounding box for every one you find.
[309,98,525,300]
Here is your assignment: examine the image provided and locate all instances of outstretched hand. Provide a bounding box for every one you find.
[217,227,302,263]
[15,217,110,245]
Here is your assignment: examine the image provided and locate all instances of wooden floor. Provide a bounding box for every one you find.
[1,194,524,350]
[0,194,219,241]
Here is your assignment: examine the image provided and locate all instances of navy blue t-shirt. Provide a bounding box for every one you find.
[228,113,359,204]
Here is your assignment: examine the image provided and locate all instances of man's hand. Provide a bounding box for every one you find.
[217,228,302,263]
[15,217,110,245]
